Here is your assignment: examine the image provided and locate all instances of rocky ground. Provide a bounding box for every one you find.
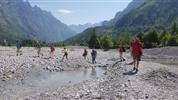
[142,47,178,65]
[0,46,178,100]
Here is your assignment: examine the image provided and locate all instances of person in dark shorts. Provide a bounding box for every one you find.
[131,37,143,72]
[118,43,126,62]
[82,48,88,59]
[62,47,68,61]
[16,40,22,56]
[91,49,97,64]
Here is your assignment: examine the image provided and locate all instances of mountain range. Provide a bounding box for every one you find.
[65,0,178,44]
[102,0,145,26]
[0,0,76,43]
[69,23,101,33]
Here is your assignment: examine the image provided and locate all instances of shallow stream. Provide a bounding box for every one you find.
[1,67,106,98]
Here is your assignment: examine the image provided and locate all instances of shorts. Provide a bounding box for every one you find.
[17,48,21,52]
[64,53,68,56]
[133,55,141,61]
[83,53,87,57]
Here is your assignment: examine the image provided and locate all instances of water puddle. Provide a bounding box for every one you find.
[27,67,105,87]
[5,67,106,97]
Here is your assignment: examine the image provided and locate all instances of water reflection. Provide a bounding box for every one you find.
[91,67,97,78]
[8,67,106,97]
[83,68,87,76]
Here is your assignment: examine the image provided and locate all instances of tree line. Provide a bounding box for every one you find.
[1,23,178,48]
[88,23,178,50]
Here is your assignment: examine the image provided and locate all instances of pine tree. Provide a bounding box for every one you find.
[88,29,101,49]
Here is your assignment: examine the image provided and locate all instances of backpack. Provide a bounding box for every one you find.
[122,47,126,52]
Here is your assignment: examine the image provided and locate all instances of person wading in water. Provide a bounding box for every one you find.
[91,49,97,64]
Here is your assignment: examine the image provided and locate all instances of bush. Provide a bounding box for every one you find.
[101,33,113,50]
[143,29,159,48]
[167,35,178,46]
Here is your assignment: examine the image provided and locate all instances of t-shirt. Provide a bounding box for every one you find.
[91,50,97,57]
[50,46,55,52]
[64,48,68,53]
[132,41,143,56]
[16,42,22,49]
[119,45,125,52]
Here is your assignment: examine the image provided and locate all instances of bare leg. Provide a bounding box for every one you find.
[120,52,122,61]
[133,60,136,70]
[20,49,22,56]
[136,60,139,71]
[66,55,68,60]
[120,52,125,61]
[62,55,65,61]
[16,49,19,56]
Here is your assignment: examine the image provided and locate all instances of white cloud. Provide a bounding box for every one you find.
[57,9,73,14]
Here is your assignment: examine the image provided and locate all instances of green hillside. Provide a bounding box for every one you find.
[0,0,75,45]
[65,0,178,47]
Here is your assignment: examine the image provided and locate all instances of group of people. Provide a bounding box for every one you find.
[82,48,97,64]
[16,37,143,72]
[15,40,69,61]
[15,40,97,63]
[118,37,143,73]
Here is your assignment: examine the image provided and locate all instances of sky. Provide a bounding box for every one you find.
[28,0,132,25]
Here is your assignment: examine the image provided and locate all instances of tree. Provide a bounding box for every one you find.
[143,29,160,48]
[88,30,101,49]
[171,22,178,35]
[159,30,167,46]
[116,33,131,45]
[101,33,113,50]
[167,35,178,46]
[137,32,144,42]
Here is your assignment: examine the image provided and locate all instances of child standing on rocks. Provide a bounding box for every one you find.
[62,47,68,61]
[16,40,22,56]
[131,37,143,72]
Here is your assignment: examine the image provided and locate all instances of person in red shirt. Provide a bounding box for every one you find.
[82,48,88,59]
[49,45,55,58]
[131,37,143,72]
